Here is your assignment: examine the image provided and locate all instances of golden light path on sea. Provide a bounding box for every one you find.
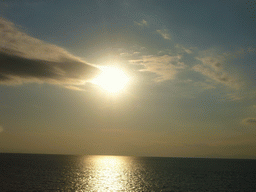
[80,155,133,191]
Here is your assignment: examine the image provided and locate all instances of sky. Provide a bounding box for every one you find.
[0,0,256,159]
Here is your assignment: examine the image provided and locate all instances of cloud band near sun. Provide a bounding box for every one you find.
[0,18,100,86]
[129,55,185,82]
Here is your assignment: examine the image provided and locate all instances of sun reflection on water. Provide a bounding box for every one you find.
[84,155,132,191]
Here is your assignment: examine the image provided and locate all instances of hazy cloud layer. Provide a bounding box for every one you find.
[193,56,241,89]
[129,55,185,82]
[0,18,100,86]
[242,118,256,125]
[156,29,171,40]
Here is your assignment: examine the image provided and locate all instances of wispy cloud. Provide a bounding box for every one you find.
[120,51,140,57]
[120,52,132,57]
[175,44,193,54]
[134,19,148,26]
[0,125,3,133]
[156,29,171,40]
[193,56,241,89]
[242,118,256,125]
[222,89,256,101]
[129,55,185,82]
[224,47,256,59]
[0,18,100,86]
[63,85,85,91]
[247,47,256,53]
[225,93,244,101]
[193,81,216,90]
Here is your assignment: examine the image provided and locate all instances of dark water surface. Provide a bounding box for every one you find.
[0,153,255,191]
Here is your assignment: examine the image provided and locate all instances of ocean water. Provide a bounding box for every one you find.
[0,153,255,192]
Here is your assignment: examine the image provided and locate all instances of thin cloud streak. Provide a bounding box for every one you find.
[193,56,241,89]
[175,44,193,54]
[193,81,216,90]
[129,55,185,82]
[242,118,256,125]
[0,18,100,86]
[134,19,148,26]
[0,125,3,133]
[156,29,171,40]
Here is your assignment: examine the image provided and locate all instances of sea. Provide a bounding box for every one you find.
[0,153,255,192]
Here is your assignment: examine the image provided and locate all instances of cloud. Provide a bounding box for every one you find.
[129,55,185,82]
[247,47,256,53]
[193,56,241,89]
[63,85,85,91]
[0,18,100,86]
[134,19,148,26]
[242,118,256,125]
[0,125,3,133]
[225,93,244,101]
[156,29,171,40]
[193,81,216,90]
[175,44,193,54]
[120,52,132,57]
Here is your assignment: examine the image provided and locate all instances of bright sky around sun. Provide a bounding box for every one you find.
[0,0,256,159]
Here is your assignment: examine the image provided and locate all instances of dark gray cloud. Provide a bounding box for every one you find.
[0,18,100,86]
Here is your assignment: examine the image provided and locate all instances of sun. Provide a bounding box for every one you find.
[91,66,130,93]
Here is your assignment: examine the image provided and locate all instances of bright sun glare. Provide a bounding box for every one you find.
[91,66,129,93]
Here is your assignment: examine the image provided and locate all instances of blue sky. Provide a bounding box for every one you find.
[0,0,256,158]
